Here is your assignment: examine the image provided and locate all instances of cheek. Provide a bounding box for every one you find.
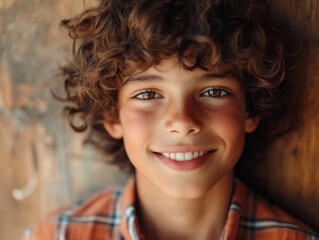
[224,114,246,157]
[119,107,160,167]
[119,106,161,155]
[223,113,246,144]
[120,107,156,131]
[206,105,247,154]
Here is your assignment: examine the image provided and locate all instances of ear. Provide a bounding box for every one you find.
[245,114,260,133]
[103,120,123,139]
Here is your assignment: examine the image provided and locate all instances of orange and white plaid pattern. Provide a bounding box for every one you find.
[24,178,319,240]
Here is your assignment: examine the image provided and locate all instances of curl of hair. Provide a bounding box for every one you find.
[59,0,292,172]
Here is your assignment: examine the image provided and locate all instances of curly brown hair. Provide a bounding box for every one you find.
[59,0,292,173]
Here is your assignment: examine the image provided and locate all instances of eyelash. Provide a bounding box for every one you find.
[200,88,229,98]
[133,90,161,100]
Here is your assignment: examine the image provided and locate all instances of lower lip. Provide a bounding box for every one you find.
[155,151,213,171]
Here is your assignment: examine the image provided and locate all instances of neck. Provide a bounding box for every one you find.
[135,172,234,240]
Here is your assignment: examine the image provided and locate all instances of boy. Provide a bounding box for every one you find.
[25,0,319,239]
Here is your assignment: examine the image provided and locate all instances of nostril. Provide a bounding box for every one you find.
[164,107,201,135]
[167,124,200,136]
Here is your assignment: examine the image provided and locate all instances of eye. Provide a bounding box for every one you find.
[201,88,229,98]
[134,90,161,100]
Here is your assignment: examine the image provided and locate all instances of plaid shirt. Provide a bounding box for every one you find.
[24,178,319,240]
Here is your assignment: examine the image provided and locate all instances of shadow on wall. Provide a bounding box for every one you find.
[239,0,319,231]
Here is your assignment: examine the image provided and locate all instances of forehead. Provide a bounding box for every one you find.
[125,58,239,83]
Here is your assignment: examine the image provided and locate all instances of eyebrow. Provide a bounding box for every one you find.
[123,74,164,86]
[124,71,236,85]
[200,72,236,81]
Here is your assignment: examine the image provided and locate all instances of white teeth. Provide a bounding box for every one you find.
[185,152,193,161]
[161,151,208,161]
[176,153,184,161]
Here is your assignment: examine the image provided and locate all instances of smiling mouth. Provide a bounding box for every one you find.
[159,151,211,161]
[155,149,214,171]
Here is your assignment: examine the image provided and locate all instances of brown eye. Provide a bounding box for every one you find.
[135,91,161,100]
[201,88,228,98]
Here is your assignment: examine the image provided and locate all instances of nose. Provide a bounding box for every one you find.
[164,100,201,136]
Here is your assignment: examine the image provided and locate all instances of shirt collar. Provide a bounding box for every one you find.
[220,179,247,240]
[119,178,144,240]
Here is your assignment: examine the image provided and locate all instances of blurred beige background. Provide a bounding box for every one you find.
[0,0,318,240]
[0,1,128,239]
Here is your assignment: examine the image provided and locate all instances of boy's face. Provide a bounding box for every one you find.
[104,59,259,199]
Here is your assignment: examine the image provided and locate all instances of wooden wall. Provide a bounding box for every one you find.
[246,0,319,231]
[0,0,318,239]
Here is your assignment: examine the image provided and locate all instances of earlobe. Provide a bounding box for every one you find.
[103,120,124,139]
[245,115,260,133]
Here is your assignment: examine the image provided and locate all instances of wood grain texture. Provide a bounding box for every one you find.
[244,0,319,231]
